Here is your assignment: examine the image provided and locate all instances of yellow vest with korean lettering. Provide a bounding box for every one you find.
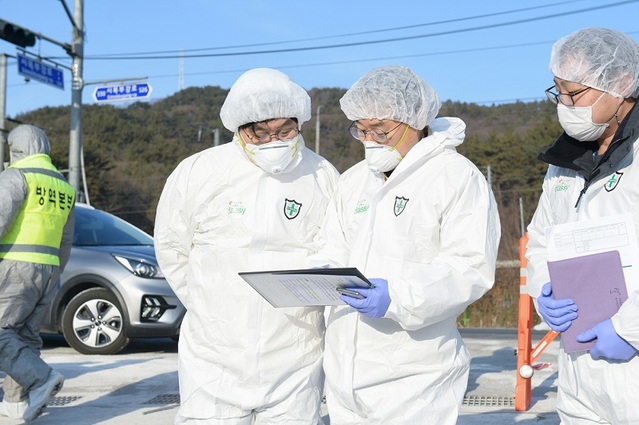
[0,154,75,266]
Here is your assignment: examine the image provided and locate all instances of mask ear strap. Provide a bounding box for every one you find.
[237,132,258,165]
[607,96,625,125]
[289,134,301,157]
[389,124,410,153]
[236,131,248,148]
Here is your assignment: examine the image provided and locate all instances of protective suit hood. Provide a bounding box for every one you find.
[7,125,51,164]
[428,117,465,148]
[384,117,466,181]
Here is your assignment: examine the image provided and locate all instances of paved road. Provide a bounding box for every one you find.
[458,328,559,425]
[0,329,560,424]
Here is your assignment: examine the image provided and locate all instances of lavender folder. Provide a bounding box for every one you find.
[547,250,628,354]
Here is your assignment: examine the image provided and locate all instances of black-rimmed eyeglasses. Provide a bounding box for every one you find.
[249,126,299,143]
[348,122,404,143]
[545,85,593,106]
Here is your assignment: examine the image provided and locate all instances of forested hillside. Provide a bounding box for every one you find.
[10,86,563,262]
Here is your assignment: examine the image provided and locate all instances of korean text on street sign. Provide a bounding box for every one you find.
[93,83,152,103]
[17,54,64,90]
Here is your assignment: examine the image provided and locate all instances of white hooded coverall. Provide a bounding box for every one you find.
[154,136,338,424]
[527,101,639,424]
[315,117,501,424]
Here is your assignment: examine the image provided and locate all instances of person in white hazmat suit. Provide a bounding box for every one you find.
[154,68,339,425]
[527,28,639,424]
[311,65,501,424]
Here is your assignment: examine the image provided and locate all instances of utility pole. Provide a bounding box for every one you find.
[178,50,184,91]
[315,105,322,155]
[0,6,82,189]
[197,125,220,146]
[68,0,85,202]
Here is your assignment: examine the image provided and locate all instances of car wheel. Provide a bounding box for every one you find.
[61,288,130,355]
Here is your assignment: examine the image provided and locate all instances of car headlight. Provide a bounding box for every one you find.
[113,255,165,278]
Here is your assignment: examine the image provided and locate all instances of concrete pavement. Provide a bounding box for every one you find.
[458,328,559,424]
[0,329,561,424]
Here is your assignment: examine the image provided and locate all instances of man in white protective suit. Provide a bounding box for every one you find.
[527,28,639,424]
[154,68,339,425]
[311,65,501,424]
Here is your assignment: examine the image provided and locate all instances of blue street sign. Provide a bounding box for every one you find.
[17,54,64,90]
[93,82,152,103]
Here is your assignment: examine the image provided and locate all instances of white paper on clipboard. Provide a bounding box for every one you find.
[238,267,372,308]
[544,213,639,293]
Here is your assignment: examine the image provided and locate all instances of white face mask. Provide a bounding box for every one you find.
[556,93,609,141]
[241,134,303,174]
[364,142,403,173]
[363,123,409,173]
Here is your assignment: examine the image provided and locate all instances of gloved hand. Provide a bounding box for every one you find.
[340,278,390,318]
[576,319,638,361]
[537,282,578,332]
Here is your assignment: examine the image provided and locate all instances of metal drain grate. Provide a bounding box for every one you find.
[462,395,514,407]
[144,394,180,405]
[143,394,515,408]
[48,396,82,407]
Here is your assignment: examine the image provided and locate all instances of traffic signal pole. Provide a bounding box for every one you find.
[68,0,85,202]
[0,5,80,194]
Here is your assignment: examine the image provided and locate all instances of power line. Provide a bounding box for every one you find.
[6,1,638,108]
[86,0,588,58]
[81,33,637,105]
[83,0,639,60]
[8,38,559,93]
[168,39,557,79]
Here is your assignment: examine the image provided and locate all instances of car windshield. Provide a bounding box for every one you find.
[73,207,153,246]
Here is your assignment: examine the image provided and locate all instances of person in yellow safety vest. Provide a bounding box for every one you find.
[0,125,75,423]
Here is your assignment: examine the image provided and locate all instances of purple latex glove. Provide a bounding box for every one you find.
[576,319,638,361]
[340,278,390,318]
[537,282,578,332]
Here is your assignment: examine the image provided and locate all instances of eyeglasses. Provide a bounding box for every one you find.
[348,121,404,143]
[249,126,299,143]
[545,85,593,106]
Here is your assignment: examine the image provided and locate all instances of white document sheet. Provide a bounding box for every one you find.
[239,268,372,308]
[545,213,639,293]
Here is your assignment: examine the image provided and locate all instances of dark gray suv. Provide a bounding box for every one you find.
[40,203,185,354]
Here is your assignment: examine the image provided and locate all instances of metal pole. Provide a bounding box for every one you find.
[0,54,7,171]
[519,196,525,237]
[315,105,322,155]
[213,128,220,147]
[68,0,84,201]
